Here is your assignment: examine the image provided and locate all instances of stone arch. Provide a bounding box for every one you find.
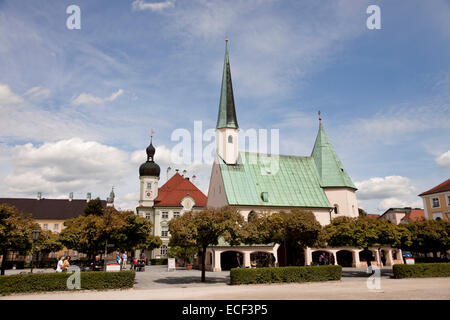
[250,251,275,268]
[220,250,244,270]
[336,250,353,267]
[247,211,257,222]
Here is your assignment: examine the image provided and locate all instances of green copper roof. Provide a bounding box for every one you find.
[216,40,239,129]
[311,123,356,189]
[219,152,332,208]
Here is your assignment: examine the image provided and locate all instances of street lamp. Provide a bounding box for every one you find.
[31,229,40,274]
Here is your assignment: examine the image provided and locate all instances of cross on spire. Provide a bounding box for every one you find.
[318,110,322,124]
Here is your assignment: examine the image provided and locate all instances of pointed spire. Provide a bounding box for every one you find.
[311,117,356,189]
[216,38,239,129]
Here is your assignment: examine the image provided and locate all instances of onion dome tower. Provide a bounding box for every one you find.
[139,130,160,206]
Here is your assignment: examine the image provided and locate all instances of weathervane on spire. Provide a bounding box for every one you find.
[318,110,322,124]
[150,129,155,142]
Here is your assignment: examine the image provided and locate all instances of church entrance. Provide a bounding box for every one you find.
[220,251,242,270]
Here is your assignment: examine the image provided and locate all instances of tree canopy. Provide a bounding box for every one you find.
[324,216,411,249]
[59,207,161,261]
[404,219,449,255]
[169,206,244,282]
[0,204,37,275]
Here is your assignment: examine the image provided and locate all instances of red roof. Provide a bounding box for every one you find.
[366,214,379,220]
[151,173,207,207]
[401,209,425,222]
[419,179,450,196]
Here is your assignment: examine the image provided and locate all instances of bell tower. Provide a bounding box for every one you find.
[139,131,160,207]
[216,38,239,165]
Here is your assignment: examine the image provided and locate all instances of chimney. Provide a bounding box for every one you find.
[182,169,187,177]
[175,168,179,175]
[69,192,73,202]
[192,175,196,184]
[86,192,91,202]
[37,192,42,200]
[167,166,171,181]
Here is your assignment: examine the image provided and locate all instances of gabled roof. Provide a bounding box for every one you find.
[401,209,425,222]
[216,40,238,129]
[153,173,207,207]
[218,152,331,208]
[419,179,450,196]
[311,123,356,189]
[0,198,106,220]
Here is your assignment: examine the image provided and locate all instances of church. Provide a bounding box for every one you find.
[204,40,402,271]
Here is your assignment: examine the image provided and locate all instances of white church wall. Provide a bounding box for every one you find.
[216,128,239,164]
[323,188,359,218]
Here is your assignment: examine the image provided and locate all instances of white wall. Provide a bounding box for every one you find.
[324,188,359,219]
[216,128,239,164]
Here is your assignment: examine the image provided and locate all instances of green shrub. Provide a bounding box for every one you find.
[0,271,135,295]
[230,265,342,285]
[150,258,168,265]
[393,263,450,279]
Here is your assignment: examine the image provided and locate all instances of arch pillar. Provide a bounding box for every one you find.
[213,250,222,272]
[385,248,393,266]
[304,247,312,266]
[243,251,251,268]
[352,249,361,268]
[331,250,338,265]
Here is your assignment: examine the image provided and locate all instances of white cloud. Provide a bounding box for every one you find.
[24,86,51,100]
[4,138,131,195]
[132,0,174,12]
[377,197,423,212]
[436,149,450,168]
[0,83,23,105]
[355,176,416,200]
[72,89,124,106]
[115,192,139,211]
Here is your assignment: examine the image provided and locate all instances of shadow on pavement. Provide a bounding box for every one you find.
[153,276,230,285]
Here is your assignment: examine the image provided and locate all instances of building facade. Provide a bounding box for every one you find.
[419,179,450,221]
[379,207,425,225]
[136,138,207,259]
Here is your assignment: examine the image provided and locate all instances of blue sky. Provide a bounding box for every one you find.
[0,0,449,213]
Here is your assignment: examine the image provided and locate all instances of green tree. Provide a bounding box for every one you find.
[324,216,411,264]
[84,198,104,216]
[35,230,64,261]
[358,208,368,217]
[405,219,449,257]
[169,206,244,282]
[0,204,37,275]
[167,246,197,265]
[242,209,323,265]
[60,207,161,263]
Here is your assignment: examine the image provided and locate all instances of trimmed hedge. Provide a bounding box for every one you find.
[393,263,450,279]
[230,265,342,285]
[0,271,135,295]
[150,258,168,265]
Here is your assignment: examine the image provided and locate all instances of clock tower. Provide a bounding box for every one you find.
[138,134,160,207]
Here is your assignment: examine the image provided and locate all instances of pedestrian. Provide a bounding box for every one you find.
[122,251,128,269]
[116,252,121,266]
[330,254,335,265]
[319,253,325,265]
[63,256,70,272]
[56,256,64,273]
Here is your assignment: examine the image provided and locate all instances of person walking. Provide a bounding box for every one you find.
[63,256,70,272]
[122,251,128,269]
[116,252,121,267]
[56,256,64,273]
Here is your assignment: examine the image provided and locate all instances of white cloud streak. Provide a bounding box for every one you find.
[132,0,174,12]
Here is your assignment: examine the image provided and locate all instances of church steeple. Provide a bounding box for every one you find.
[311,112,356,189]
[216,38,239,129]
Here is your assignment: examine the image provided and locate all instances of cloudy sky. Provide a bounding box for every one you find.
[0,0,449,213]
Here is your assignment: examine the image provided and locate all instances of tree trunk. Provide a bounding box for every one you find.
[1,248,8,276]
[201,245,207,282]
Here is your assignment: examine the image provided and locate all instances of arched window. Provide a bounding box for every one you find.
[228,135,233,143]
[333,204,339,215]
[248,211,257,222]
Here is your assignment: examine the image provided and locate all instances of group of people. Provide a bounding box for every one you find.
[318,253,335,265]
[56,256,71,272]
[116,251,147,271]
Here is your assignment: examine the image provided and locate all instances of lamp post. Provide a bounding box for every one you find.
[31,229,40,274]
